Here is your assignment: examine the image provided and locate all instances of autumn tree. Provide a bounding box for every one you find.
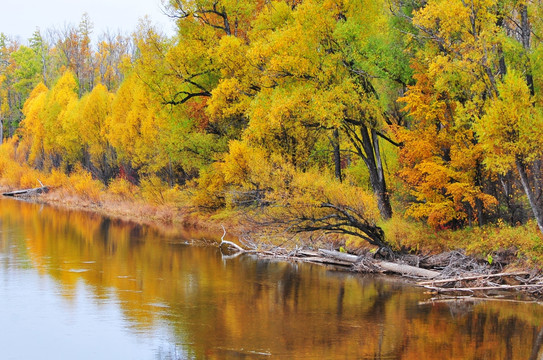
[209,0,408,220]
[396,0,509,227]
[30,71,79,169]
[55,14,95,96]
[95,32,133,91]
[19,82,49,166]
[477,71,543,233]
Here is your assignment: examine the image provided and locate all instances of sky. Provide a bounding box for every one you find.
[0,0,176,43]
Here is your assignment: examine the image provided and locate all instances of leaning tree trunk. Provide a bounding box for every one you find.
[360,127,393,220]
[343,122,393,220]
[516,156,543,235]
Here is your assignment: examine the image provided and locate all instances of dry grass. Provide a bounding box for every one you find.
[380,215,543,268]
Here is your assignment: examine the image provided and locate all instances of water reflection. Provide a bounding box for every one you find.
[1,198,543,359]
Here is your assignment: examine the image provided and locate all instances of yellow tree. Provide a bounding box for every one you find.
[41,71,78,168]
[19,82,48,165]
[477,72,543,233]
[76,84,116,181]
[107,73,205,184]
[397,0,543,229]
[209,0,407,220]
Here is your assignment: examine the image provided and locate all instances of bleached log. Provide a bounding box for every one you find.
[418,271,530,286]
[424,284,543,293]
[318,249,359,263]
[376,261,440,279]
[299,256,354,267]
[418,297,543,305]
[3,186,49,197]
[317,249,441,279]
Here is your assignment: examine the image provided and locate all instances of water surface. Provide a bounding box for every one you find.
[1,198,542,359]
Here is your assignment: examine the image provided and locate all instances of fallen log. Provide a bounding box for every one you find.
[318,249,358,263]
[3,186,49,197]
[418,296,543,305]
[423,284,543,293]
[318,249,441,279]
[417,271,530,286]
[298,256,354,267]
[377,261,440,279]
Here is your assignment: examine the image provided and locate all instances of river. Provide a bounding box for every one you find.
[1,198,543,359]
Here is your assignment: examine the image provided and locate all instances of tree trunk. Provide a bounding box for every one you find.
[516,157,543,234]
[499,172,516,225]
[344,123,393,220]
[0,118,3,145]
[364,128,393,220]
[520,5,535,96]
[332,128,342,182]
[475,161,485,226]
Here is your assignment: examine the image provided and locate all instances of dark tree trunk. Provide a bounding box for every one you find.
[499,172,516,225]
[331,128,342,182]
[475,161,485,226]
[516,156,543,234]
[363,128,393,220]
[520,5,535,96]
[344,122,393,220]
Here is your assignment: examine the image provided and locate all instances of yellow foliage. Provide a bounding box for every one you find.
[477,71,543,174]
[44,169,69,188]
[108,177,137,200]
[191,166,228,210]
[19,82,48,165]
[139,175,170,205]
[67,167,104,202]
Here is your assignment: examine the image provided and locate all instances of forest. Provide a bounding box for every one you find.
[1,0,543,259]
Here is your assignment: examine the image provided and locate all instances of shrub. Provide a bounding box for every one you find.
[140,175,169,205]
[108,177,138,200]
[68,167,104,202]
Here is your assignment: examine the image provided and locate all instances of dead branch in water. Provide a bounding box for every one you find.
[418,271,531,286]
[219,225,245,253]
[423,284,543,293]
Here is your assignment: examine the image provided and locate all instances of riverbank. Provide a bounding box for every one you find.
[2,184,543,299]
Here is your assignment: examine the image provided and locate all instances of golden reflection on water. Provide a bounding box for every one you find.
[1,198,543,359]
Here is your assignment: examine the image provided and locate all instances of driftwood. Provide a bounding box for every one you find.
[419,296,543,306]
[318,249,358,263]
[216,231,543,298]
[318,249,440,279]
[376,261,440,279]
[219,225,245,253]
[3,179,49,197]
[418,271,530,286]
[298,256,354,267]
[3,186,49,197]
[423,284,543,293]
